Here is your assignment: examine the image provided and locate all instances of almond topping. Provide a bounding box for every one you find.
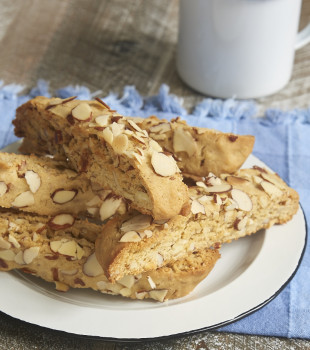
[121,214,152,233]
[0,182,8,197]
[204,183,232,193]
[261,181,282,197]
[48,214,75,230]
[86,195,102,207]
[0,250,16,261]
[71,103,92,121]
[95,115,109,127]
[0,237,11,250]
[12,191,35,208]
[51,189,78,204]
[112,134,128,154]
[83,252,104,277]
[135,291,148,300]
[25,170,41,193]
[118,275,135,289]
[119,230,142,243]
[127,119,143,132]
[191,199,206,215]
[14,251,25,265]
[60,269,78,276]
[173,127,197,157]
[151,151,177,177]
[99,196,122,222]
[147,276,156,289]
[149,289,168,302]
[23,247,40,264]
[102,127,114,145]
[231,189,253,211]
[149,122,171,134]
[8,234,20,248]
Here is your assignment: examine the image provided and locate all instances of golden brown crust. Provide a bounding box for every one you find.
[0,210,220,301]
[130,115,255,176]
[95,167,299,282]
[13,97,189,220]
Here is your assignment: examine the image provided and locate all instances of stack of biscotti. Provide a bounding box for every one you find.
[0,95,253,301]
[3,96,298,302]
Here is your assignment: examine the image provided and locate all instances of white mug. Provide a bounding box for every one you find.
[177,0,310,99]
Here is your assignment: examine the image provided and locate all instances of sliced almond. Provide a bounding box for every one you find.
[234,217,248,231]
[112,134,128,154]
[149,122,171,134]
[48,214,75,230]
[102,127,114,145]
[95,115,109,126]
[58,241,78,257]
[11,191,35,208]
[0,182,8,197]
[149,289,168,302]
[8,234,20,248]
[87,207,98,216]
[51,189,78,204]
[204,183,232,193]
[14,251,25,265]
[147,276,156,289]
[50,240,63,253]
[261,173,286,189]
[111,122,123,137]
[96,281,123,294]
[55,282,70,292]
[157,253,164,267]
[0,250,15,261]
[261,181,282,197]
[121,214,152,233]
[119,287,132,297]
[151,152,177,177]
[135,291,148,300]
[191,199,206,215]
[86,195,102,207]
[119,230,142,243]
[83,252,104,277]
[173,127,197,157]
[127,119,143,133]
[60,269,78,276]
[71,103,92,121]
[149,139,163,152]
[99,196,122,222]
[0,237,11,250]
[231,189,253,212]
[226,176,249,186]
[23,247,40,264]
[25,170,41,193]
[118,275,135,289]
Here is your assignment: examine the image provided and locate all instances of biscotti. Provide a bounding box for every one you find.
[0,152,127,221]
[129,115,255,176]
[13,97,189,220]
[0,210,220,301]
[95,166,299,282]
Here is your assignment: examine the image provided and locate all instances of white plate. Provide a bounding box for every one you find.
[0,142,307,341]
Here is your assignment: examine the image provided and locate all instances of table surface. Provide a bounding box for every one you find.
[0,1,310,349]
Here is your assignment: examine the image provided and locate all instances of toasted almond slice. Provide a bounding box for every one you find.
[157,253,164,267]
[83,252,104,277]
[58,241,77,257]
[135,291,148,300]
[261,173,286,189]
[102,127,114,145]
[97,281,123,294]
[149,289,168,302]
[191,199,206,215]
[55,282,70,292]
[72,103,92,121]
[95,115,109,127]
[119,230,142,243]
[231,189,253,211]
[14,251,25,265]
[12,191,35,208]
[112,134,128,154]
[0,182,8,197]
[86,195,102,207]
[50,240,63,253]
[0,237,11,250]
[149,122,171,134]
[111,122,123,137]
[0,250,15,261]
[147,276,156,289]
[261,181,283,197]
[149,139,163,152]
[127,119,143,132]
[204,183,232,193]
[8,234,20,248]
[48,214,75,230]
[25,170,41,193]
[99,196,122,222]
[51,189,78,204]
[173,127,197,156]
[121,214,152,233]
[23,246,40,264]
[60,269,78,276]
[118,275,135,289]
[151,152,177,177]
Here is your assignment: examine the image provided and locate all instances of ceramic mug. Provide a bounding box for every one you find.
[177,0,310,99]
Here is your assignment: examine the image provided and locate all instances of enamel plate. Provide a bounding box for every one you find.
[0,142,307,341]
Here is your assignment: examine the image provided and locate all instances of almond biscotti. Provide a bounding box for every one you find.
[13,97,189,220]
[129,116,255,176]
[0,152,127,221]
[96,167,299,282]
[0,210,220,301]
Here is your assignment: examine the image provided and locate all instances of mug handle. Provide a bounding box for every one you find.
[295,22,310,49]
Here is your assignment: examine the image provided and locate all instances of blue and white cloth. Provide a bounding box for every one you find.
[0,80,309,339]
